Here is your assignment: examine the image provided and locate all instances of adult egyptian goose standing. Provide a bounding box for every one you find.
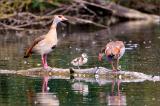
[98,41,125,71]
[24,15,67,69]
[71,53,88,69]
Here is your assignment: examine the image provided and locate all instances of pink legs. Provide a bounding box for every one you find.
[41,54,48,69]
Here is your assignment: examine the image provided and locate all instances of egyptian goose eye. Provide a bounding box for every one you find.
[58,15,62,18]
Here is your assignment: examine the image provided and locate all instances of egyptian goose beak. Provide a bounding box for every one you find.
[61,16,68,21]
[54,15,68,22]
[98,53,103,61]
[98,47,106,61]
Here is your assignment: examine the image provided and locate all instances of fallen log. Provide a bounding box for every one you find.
[74,0,160,22]
[0,67,160,83]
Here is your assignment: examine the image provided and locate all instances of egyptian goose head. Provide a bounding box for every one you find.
[52,15,68,25]
[98,47,106,61]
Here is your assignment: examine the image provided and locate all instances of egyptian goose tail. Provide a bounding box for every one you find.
[24,53,30,58]
[24,48,32,58]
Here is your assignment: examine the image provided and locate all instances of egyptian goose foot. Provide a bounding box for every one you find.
[113,68,121,72]
[112,69,117,72]
[117,69,121,71]
[43,65,52,71]
[112,69,119,75]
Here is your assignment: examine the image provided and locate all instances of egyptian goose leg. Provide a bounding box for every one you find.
[78,64,80,69]
[111,61,116,71]
[41,54,48,69]
[116,59,120,71]
[41,55,45,68]
[76,61,80,69]
[44,54,48,68]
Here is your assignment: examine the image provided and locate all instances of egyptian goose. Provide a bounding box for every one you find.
[71,53,88,69]
[98,41,125,71]
[24,15,67,69]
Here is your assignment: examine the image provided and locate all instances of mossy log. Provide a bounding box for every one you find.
[0,67,160,83]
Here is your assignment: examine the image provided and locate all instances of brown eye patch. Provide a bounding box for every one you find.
[58,15,62,18]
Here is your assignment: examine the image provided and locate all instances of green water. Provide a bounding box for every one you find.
[0,21,160,106]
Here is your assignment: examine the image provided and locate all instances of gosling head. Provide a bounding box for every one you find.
[81,53,88,58]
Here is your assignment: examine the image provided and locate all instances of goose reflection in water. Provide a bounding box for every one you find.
[35,76,59,106]
[71,82,89,96]
[107,79,126,106]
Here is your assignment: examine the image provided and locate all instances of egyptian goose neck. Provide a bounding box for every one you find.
[50,23,57,29]
[47,21,58,36]
[51,18,60,30]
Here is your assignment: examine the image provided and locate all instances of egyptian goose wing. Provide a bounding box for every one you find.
[24,36,45,58]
